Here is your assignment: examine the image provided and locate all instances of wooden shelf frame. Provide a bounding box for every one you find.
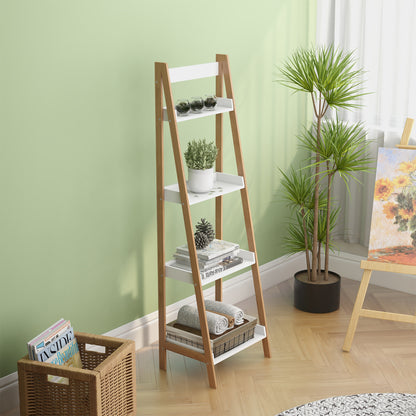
[155,54,271,389]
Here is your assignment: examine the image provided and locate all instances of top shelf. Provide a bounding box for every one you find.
[169,62,219,83]
[163,97,233,123]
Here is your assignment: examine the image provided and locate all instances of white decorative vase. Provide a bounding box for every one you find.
[187,168,214,193]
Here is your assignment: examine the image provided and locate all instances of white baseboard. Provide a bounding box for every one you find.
[0,373,19,415]
[3,250,416,414]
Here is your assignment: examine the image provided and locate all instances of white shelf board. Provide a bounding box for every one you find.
[166,324,266,365]
[163,97,233,123]
[165,249,255,285]
[213,325,266,365]
[169,62,219,83]
[164,172,244,205]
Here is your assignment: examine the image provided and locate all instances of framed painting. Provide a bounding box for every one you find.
[368,147,416,265]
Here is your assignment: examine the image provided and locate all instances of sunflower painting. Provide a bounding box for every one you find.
[368,147,416,265]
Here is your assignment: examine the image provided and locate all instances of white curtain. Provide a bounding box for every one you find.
[316,0,416,247]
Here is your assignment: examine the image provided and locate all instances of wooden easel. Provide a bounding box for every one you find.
[343,117,416,352]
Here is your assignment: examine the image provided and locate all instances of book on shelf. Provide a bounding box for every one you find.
[175,239,239,260]
[173,248,240,270]
[174,256,244,279]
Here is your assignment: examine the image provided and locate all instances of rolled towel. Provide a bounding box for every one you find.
[205,299,245,325]
[210,311,234,328]
[177,305,229,335]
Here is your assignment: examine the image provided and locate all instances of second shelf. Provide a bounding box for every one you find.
[164,172,244,205]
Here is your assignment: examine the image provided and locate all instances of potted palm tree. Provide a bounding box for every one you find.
[278,45,373,313]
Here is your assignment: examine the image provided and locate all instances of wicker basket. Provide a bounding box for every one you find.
[166,315,257,357]
[17,332,136,416]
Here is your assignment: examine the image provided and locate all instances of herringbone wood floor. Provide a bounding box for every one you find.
[6,277,416,416]
[136,277,416,416]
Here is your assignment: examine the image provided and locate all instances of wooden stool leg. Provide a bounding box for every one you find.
[343,269,372,352]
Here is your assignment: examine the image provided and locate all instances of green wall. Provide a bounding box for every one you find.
[0,0,315,377]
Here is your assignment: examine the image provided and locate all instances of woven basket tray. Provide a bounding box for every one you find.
[167,314,257,357]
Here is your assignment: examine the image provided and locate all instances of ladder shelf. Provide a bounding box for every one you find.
[155,54,271,389]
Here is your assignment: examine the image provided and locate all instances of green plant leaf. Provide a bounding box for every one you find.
[277,45,368,114]
[184,139,218,170]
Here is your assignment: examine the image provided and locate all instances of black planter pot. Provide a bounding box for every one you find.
[294,270,341,313]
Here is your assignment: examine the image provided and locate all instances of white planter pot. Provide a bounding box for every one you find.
[187,168,214,193]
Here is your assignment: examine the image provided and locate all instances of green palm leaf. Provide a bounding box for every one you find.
[278,45,367,112]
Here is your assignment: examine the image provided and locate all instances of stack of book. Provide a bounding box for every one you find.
[27,318,82,383]
[173,239,243,279]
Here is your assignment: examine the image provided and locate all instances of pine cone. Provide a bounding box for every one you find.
[195,218,215,243]
[194,231,209,249]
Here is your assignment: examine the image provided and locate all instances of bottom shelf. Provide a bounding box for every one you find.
[166,324,266,365]
[213,324,266,364]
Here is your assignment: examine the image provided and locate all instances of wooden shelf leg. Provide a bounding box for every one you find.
[160,61,218,387]
[343,268,372,352]
[217,53,271,359]
[155,62,167,371]
[251,261,271,358]
[215,56,224,303]
[206,362,217,388]
[159,345,167,371]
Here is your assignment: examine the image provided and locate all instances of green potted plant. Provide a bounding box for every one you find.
[184,138,218,193]
[278,45,373,313]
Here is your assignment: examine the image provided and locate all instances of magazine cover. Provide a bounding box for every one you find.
[34,326,75,362]
[45,337,83,384]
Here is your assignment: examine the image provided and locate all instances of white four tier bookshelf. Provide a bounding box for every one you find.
[155,54,271,388]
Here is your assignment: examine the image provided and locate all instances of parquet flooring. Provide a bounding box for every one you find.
[136,277,416,416]
[4,277,416,416]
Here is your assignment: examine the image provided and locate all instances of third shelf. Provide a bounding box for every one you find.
[165,249,255,285]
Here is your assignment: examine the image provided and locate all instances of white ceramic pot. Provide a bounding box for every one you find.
[187,168,214,193]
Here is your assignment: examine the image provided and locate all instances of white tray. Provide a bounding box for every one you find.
[164,172,244,205]
[165,249,255,285]
[163,97,233,122]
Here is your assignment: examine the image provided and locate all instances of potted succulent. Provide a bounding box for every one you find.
[278,45,373,313]
[184,139,218,193]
